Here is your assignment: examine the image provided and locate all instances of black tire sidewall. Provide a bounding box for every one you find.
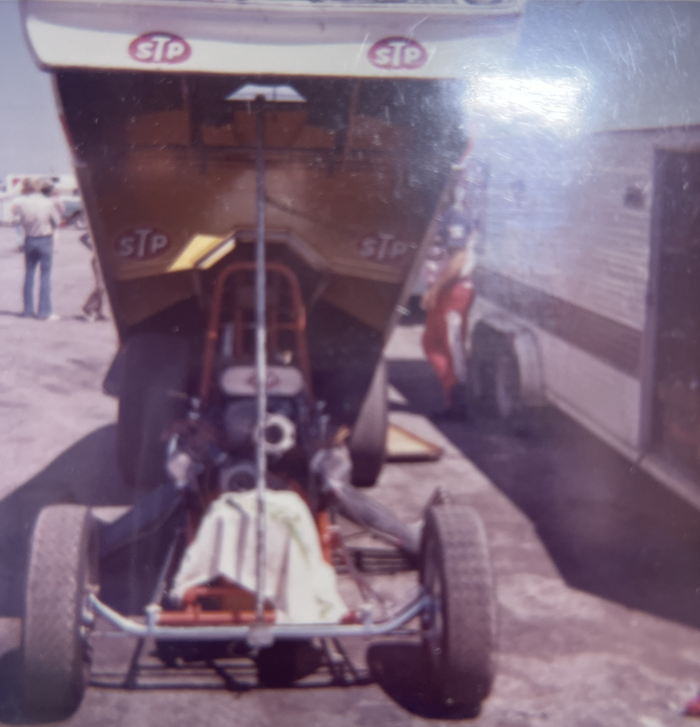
[117,333,191,490]
[348,358,388,487]
[22,504,96,720]
[493,347,520,422]
[420,504,496,715]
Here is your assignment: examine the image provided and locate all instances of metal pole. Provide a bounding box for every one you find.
[254,97,268,621]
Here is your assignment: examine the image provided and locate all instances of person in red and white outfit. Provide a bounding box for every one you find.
[421,196,476,419]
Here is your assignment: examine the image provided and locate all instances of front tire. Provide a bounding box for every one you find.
[420,504,496,717]
[21,505,97,721]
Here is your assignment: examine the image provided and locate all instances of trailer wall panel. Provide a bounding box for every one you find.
[477,126,700,334]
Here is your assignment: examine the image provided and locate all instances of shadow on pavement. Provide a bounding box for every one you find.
[0,425,178,723]
[389,357,700,631]
[367,642,481,720]
[0,649,24,725]
[0,424,169,623]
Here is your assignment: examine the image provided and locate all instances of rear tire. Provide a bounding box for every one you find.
[117,333,191,490]
[349,359,387,487]
[21,505,97,721]
[469,333,544,436]
[420,504,496,717]
[492,346,520,422]
[490,341,547,436]
[256,640,322,687]
[464,326,497,416]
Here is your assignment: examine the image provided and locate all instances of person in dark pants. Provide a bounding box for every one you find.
[11,178,62,320]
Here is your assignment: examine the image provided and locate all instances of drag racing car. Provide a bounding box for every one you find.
[18,0,524,718]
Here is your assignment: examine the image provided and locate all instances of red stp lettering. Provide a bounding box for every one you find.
[129,32,191,64]
[368,37,427,70]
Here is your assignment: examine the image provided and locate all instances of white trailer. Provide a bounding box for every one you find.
[464,1,700,508]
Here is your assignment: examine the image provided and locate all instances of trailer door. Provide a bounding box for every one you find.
[648,149,700,479]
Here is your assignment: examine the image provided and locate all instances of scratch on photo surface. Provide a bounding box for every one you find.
[408,15,429,35]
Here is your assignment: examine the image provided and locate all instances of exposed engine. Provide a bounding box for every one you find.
[164,362,322,497]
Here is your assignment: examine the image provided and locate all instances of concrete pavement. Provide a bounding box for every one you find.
[0,226,699,725]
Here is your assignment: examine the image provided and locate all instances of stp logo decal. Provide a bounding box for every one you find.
[129,32,191,64]
[116,228,170,260]
[359,234,411,264]
[368,37,427,70]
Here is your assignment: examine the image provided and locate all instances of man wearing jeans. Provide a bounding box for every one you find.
[11,178,62,320]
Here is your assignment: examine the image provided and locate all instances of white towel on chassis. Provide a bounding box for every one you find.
[170,489,347,624]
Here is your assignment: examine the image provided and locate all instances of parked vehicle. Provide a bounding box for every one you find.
[463,0,700,509]
[19,0,524,719]
[60,195,86,228]
[4,172,76,197]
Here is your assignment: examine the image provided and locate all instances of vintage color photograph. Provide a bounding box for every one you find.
[1,0,700,724]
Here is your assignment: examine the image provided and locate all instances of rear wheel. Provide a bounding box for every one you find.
[21,505,97,721]
[492,346,520,422]
[465,326,498,416]
[469,333,543,435]
[489,340,547,436]
[349,359,387,487]
[420,504,496,717]
[256,640,323,687]
[117,333,191,490]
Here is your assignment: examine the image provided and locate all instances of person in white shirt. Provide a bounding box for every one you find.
[11,178,62,320]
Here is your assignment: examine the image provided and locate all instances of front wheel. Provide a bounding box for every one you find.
[420,504,496,717]
[21,504,98,721]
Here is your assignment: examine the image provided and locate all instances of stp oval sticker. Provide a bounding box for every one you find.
[368,37,427,70]
[359,234,411,264]
[129,32,191,64]
[116,228,170,260]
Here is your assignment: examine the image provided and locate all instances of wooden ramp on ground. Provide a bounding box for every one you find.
[386,423,443,463]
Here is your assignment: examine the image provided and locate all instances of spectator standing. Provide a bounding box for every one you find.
[46,182,66,221]
[11,178,62,320]
[421,201,477,418]
[78,232,107,321]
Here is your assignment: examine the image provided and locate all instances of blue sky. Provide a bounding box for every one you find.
[0,1,71,178]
